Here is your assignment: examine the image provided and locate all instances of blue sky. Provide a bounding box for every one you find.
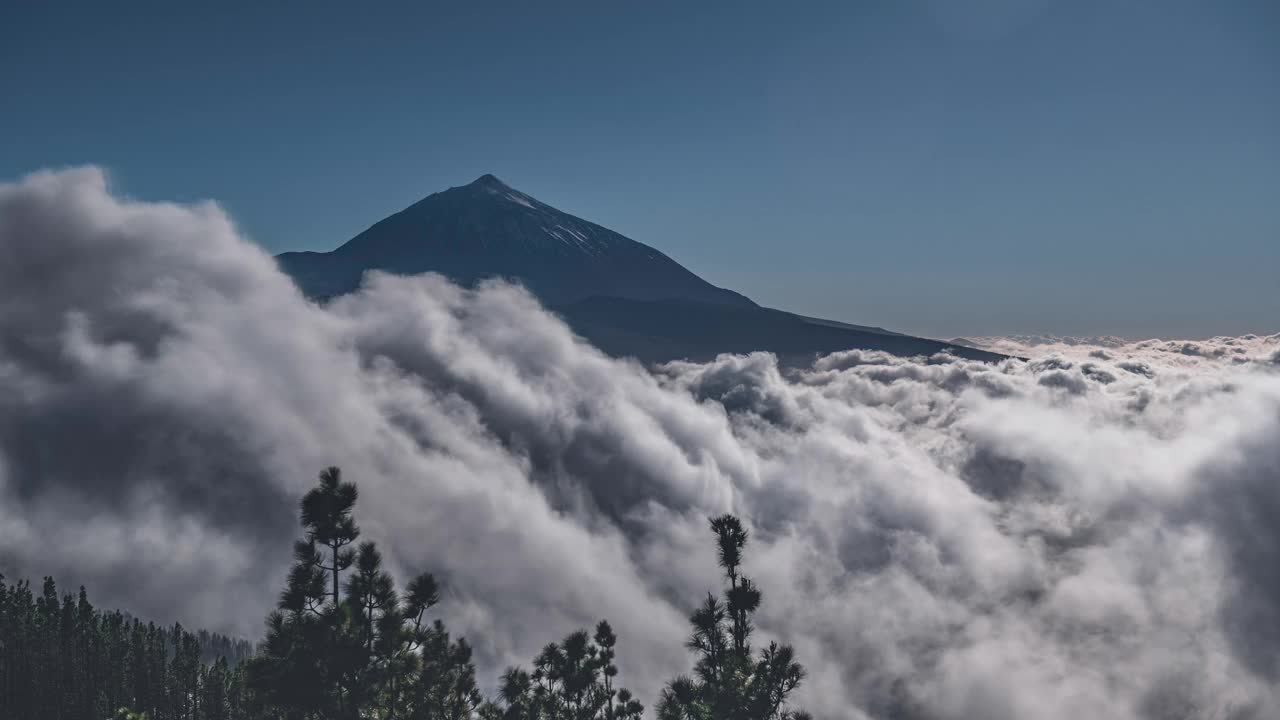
[3,0,1277,338]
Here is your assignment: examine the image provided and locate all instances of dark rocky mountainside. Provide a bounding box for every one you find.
[277,175,1004,364]
[278,174,754,308]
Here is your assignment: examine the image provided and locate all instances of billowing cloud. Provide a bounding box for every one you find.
[2,168,1279,718]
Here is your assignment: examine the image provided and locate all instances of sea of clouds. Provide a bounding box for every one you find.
[2,167,1278,719]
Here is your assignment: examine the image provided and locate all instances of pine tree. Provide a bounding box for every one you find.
[247,466,487,720]
[406,619,488,719]
[656,515,810,720]
[247,466,364,718]
[301,466,360,609]
[490,621,643,720]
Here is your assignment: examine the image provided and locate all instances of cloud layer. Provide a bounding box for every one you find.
[957,333,1280,370]
[2,168,1278,719]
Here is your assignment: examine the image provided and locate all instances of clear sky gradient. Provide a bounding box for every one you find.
[3,1,1277,338]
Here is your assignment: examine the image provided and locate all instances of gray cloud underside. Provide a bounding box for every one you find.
[2,168,1279,719]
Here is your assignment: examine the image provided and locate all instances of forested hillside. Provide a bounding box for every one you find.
[0,468,809,720]
[0,578,250,720]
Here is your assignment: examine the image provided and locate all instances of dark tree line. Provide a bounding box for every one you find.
[0,575,252,720]
[1,467,809,719]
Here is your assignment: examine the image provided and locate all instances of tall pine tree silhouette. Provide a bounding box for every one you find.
[301,466,360,607]
[247,466,487,720]
[657,515,810,720]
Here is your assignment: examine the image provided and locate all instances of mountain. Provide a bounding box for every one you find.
[278,174,753,308]
[277,175,1005,364]
[558,298,1001,365]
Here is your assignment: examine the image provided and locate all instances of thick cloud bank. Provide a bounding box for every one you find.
[2,168,1279,719]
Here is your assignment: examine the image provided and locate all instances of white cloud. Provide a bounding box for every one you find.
[959,333,1280,370]
[2,168,1278,718]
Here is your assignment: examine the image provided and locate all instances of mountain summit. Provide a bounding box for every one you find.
[278,173,754,308]
[277,176,1003,364]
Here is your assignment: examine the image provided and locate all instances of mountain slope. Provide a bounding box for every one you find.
[559,297,997,365]
[278,174,754,308]
[277,174,1004,364]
